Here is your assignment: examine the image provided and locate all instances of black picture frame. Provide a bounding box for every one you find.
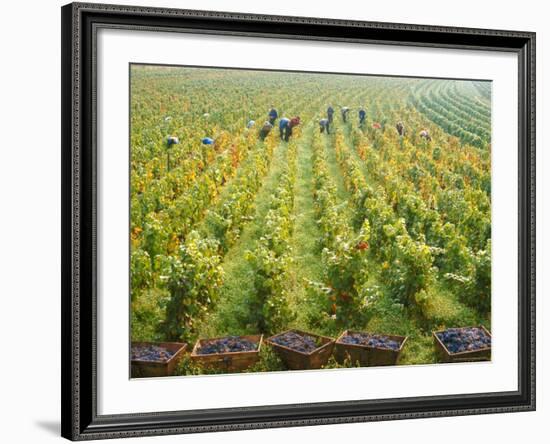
[61,2,536,440]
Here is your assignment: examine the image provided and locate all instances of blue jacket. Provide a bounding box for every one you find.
[201,137,214,145]
[279,117,290,130]
[359,109,366,119]
[269,108,278,119]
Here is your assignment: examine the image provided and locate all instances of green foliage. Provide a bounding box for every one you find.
[410,85,490,149]
[162,231,224,342]
[445,239,491,313]
[130,67,492,373]
[382,232,436,309]
[247,346,286,373]
[174,354,228,376]
[246,243,295,334]
[206,140,276,252]
[245,142,297,334]
[308,128,378,327]
[130,248,153,300]
[318,220,373,325]
[131,288,169,342]
[322,355,357,369]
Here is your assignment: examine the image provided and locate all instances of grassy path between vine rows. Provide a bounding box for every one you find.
[199,137,291,338]
[286,124,324,326]
[322,130,352,213]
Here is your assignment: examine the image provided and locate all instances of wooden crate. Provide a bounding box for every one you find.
[334,330,408,367]
[131,341,187,378]
[266,329,335,370]
[433,326,492,363]
[190,335,263,372]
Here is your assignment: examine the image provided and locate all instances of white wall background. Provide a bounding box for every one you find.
[0,0,545,443]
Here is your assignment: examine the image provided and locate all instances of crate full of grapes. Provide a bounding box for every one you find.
[433,326,491,363]
[190,335,263,372]
[334,330,408,366]
[131,342,188,378]
[265,329,335,370]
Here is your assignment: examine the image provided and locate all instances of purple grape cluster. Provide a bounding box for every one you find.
[197,336,258,355]
[271,331,321,353]
[436,327,491,354]
[340,332,401,351]
[131,344,175,362]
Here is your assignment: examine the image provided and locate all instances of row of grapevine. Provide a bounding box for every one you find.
[410,94,488,149]
[341,93,491,250]
[130,130,258,295]
[349,123,490,313]
[440,82,491,124]
[131,67,336,341]
[202,133,279,252]
[299,84,490,314]
[426,85,491,137]
[307,129,372,327]
[245,140,298,334]
[327,127,436,312]
[385,109,490,251]
[160,133,281,342]
[314,85,490,311]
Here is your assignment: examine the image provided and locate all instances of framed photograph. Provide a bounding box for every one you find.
[61,2,535,440]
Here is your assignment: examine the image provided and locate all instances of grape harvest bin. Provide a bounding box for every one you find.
[190,335,263,372]
[266,329,335,370]
[433,326,492,363]
[131,341,187,378]
[334,330,408,367]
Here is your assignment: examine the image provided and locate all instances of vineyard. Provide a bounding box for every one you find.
[130,65,492,374]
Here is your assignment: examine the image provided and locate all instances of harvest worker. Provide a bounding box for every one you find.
[279,117,290,140]
[166,135,179,146]
[279,116,301,141]
[166,136,179,171]
[319,118,330,134]
[419,129,432,142]
[358,107,367,126]
[396,121,405,137]
[268,105,278,125]
[259,121,273,140]
[341,106,350,123]
[287,116,301,141]
[327,105,335,124]
[201,137,215,145]
[285,116,300,142]
[247,120,255,129]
